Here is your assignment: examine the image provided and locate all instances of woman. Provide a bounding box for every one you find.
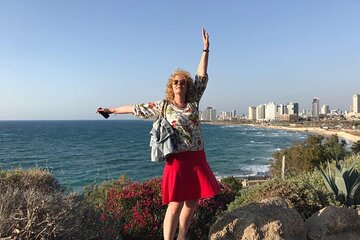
[97,28,220,240]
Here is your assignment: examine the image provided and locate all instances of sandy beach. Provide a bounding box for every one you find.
[248,124,360,143]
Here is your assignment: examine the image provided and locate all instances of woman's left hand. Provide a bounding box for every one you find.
[202,28,209,51]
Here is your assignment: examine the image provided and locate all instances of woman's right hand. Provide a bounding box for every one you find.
[96,107,112,114]
[97,107,112,119]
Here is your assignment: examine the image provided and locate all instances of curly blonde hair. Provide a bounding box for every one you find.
[165,69,196,103]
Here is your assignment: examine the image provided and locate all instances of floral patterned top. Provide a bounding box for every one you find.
[133,74,208,153]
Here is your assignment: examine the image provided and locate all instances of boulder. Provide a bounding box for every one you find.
[209,202,306,240]
[306,206,360,240]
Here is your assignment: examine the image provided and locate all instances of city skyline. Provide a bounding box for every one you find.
[1,1,359,120]
[207,93,357,118]
[202,92,359,122]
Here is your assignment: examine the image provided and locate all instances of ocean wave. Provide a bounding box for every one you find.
[243,164,270,174]
[0,133,14,137]
[215,164,270,179]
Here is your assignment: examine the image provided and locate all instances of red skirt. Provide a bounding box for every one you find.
[161,150,220,204]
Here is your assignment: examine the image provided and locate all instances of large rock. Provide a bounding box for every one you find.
[306,206,360,240]
[209,202,306,240]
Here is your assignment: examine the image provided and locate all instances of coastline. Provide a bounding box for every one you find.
[254,125,360,143]
[204,121,360,143]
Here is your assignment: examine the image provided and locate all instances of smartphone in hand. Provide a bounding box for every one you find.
[98,108,110,119]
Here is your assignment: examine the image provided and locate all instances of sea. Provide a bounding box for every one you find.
[0,120,309,192]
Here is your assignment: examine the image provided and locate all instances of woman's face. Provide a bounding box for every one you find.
[172,75,187,96]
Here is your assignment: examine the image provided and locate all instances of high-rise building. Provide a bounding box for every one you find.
[210,108,217,121]
[312,98,320,117]
[278,104,287,115]
[256,104,266,121]
[202,107,216,121]
[353,94,360,113]
[231,109,236,118]
[248,107,256,120]
[287,102,299,115]
[265,102,278,121]
[321,105,330,115]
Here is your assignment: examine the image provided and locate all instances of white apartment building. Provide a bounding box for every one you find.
[265,102,278,121]
[278,104,287,115]
[250,101,299,122]
[353,94,360,114]
[256,104,266,121]
[321,105,330,115]
[219,111,231,120]
[287,102,299,115]
[248,107,256,120]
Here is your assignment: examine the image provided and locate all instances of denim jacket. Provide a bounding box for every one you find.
[149,113,177,162]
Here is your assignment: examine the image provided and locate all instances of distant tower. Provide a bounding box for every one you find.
[353,94,360,113]
[231,109,236,118]
[312,98,320,117]
[248,107,256,120]
[210,108,217,121]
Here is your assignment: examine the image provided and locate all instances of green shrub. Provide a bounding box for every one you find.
[270,135,349,177]
[351,140,360,154]
[227,170,333,219]
[219,176,242,194]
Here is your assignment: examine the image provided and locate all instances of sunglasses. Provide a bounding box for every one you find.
[173,79,187,85]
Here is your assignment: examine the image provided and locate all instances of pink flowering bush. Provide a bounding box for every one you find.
[99,177,166,239]
[97,177,238,239]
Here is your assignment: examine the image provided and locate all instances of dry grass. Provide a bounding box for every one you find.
[0,168,101,240]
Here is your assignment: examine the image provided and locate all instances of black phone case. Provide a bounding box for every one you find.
[99,111,110,119]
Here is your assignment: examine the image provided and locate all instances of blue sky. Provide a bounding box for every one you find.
[1,1,359,120]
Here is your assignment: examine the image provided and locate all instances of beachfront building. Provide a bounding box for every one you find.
[312,98,320,117]
[353,94,360,114]
[219,111,232,120]
[287,102,299,115]
[251,101,299,122]
[256,104,266,122]
[278,104,287,115]
[202,107,217,121]
[210,108,217,121]
[265,102,278,121]
[248,107,256,121]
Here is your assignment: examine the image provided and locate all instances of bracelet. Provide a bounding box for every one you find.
[203,49,209,52]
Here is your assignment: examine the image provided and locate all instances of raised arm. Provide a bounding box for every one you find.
[97,101,163,119]
[197,28,210,77]
[97,105,134,116]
